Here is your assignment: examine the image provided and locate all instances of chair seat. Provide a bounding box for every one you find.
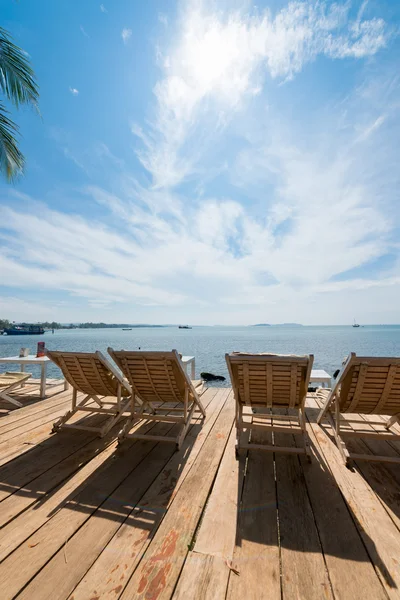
[0,371,31,387]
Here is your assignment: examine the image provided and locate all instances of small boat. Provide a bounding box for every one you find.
[122,328,132,331]
[4,323,45,335]
[352,318,360,328]
[178,325,192,329]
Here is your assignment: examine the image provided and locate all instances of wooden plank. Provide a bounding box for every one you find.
[227,424,280,600]
[0,425,115,527]
[17,434,181,600]
[0,401,73,445]
[0,417,109,503]
[0,440,118,563]
[0,387,70,428]
[273,414,333,600]
[174,554,230,600]
[0,419,178,599]
[173,425,241,599]
[0,395,69,435]
[307,396,400,598]
[67,388,228,600]
[113,393,234,600]
[0,398,192,562]
[20,390,221,600]
[292,407,388,600]
[0,412,107,467]
[332,412,400,532]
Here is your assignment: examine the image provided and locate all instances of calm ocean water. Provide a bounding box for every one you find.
[1,325,400,385]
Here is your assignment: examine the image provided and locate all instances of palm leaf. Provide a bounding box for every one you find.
[0,27,39,109]
[0,102,24,181]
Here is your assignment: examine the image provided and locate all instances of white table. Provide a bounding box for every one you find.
[310,369,331,388]
[181,356,195,379]
[0,355,69,399]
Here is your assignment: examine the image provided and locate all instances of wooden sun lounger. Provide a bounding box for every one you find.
[108,349,206,450]
[46,350,132,437]
[0,371,32,407]
[226,352,314,459]
[317,353,400,465]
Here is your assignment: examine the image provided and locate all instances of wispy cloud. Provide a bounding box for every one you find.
[80,25,90,38]
[100,3,107,13]
[69,87,79,96]
[121,28,132,45]
[1,0,398,324]
[158,13,168,28]
[133,0,388,189]
[3,63,399,322]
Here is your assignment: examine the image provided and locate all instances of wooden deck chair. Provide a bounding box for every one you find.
[317,353,400,465]
[108,349,206,450]
[226,352,314,459]
[46,350,132,437]
[0,372,32,408]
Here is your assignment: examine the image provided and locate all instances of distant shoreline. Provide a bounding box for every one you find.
[252,323,303,327]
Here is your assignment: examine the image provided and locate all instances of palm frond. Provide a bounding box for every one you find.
[0,27,39,109]
[0,102,24,181]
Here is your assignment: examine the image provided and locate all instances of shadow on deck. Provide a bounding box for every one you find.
[0,388,399,599]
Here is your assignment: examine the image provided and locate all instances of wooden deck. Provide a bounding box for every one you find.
[1,385,400,599]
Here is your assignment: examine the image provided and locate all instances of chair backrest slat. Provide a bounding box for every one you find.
[373,365,398,414]
[226,353,313,409]
[108,349,189,405]
[289,363,297,409]
[72,355,98,396]
[337,355,400,415]
[266,363,273,408]
[243,362,250,406]
[347,363,368,413]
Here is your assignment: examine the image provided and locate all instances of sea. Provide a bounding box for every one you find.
[1,325,400,385]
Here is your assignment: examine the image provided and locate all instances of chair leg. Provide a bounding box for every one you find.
[52,393,105,435]
[52,409,76,432]
[326,404,351,466]
[98,402,128,438]
[118,418,134,445]
[176,401,198,450]
[195,396,206,418]
[91,395,103,408]
[0,392,23,408]
[317,390,335,425]
[299,407,311,463]
[235,404,243,459]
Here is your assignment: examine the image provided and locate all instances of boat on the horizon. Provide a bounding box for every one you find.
[122,328,132,331]
[178,325,192,329]
[353,318,360,328]
[3,323,45,335]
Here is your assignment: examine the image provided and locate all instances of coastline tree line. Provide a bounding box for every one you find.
[0,320,164,330]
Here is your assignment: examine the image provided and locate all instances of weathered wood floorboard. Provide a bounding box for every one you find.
[18,390,221,600]
[308,396,400,599]
[173,424,241,600]
[67,388,226,600]
[118,393,235,600]
[295,409,388,600]
[0,390,396,600]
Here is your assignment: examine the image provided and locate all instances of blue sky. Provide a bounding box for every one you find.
[0,0,399,325]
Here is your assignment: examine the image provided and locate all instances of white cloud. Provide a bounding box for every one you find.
[1,0,398,325]
[69,87,79,96]
[121,28,132,44]
[100,3,107,13]
[133,0,388,189]
[158,13,168,27]
[80,25,89,38]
